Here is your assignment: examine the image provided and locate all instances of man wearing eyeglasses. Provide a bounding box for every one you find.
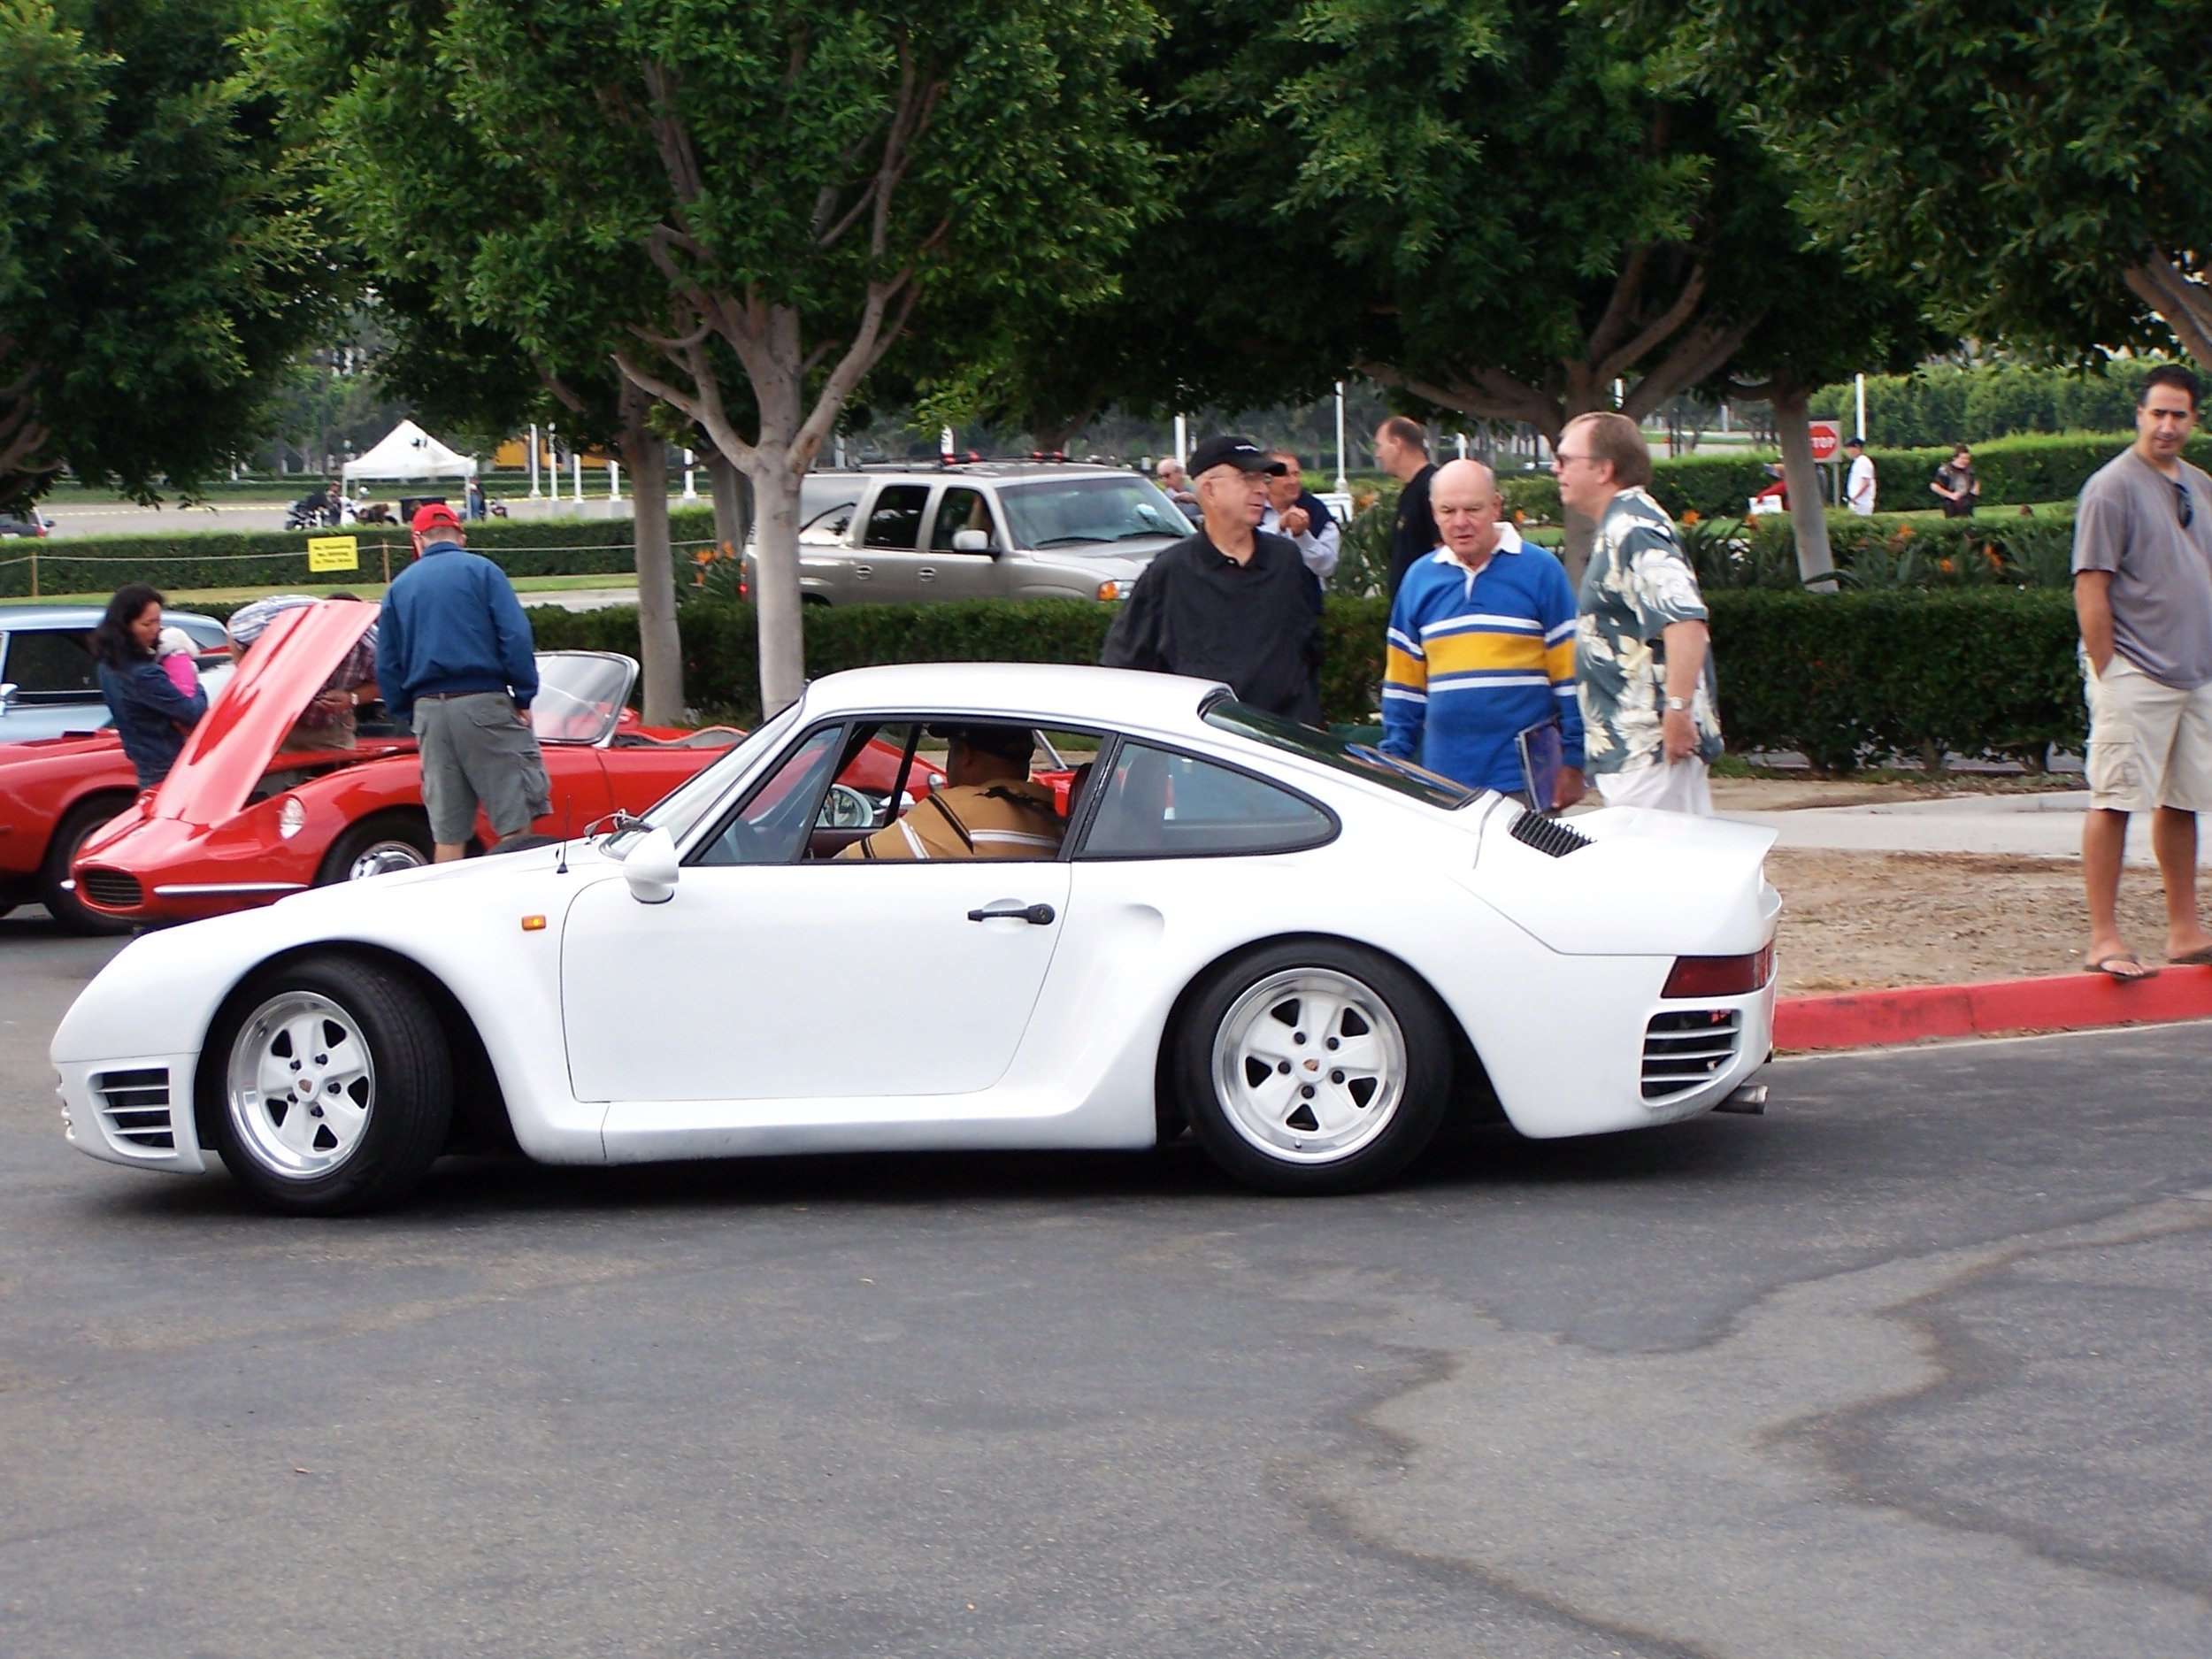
[2071,364,2212,979]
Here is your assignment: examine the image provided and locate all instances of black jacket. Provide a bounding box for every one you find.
[1386,464,1440,599]
[1101,528,1324,724]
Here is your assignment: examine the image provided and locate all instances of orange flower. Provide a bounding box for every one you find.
[1512,509,1526,524]
[1939,557,1955,574]
[694,549,712,565]
[1681,509,1701,525]
[1895,522,1913,538]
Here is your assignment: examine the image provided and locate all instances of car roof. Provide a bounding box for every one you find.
[799,662,1227,739]
[0,604,224,631]
[816,463,1132,486]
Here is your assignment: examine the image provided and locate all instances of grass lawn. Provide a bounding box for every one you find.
[0,572,638,608]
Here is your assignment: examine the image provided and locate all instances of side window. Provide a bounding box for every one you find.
[1079,742,1333,859]
[3,630,101,700]
[930,488,993,551]
[693,726,844,866]
[862,485,930,550]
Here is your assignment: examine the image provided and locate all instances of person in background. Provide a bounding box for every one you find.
[1557,411,1724,814]
[1374,416,1439,600]
[376,503,548,862]
[90,583,207,787]
[227,592,380,752]
[1103,435,1321,723]
[1845,437,1878,515]
[1156,457,1200,521]
[1382,459,1584,808]
[465,475,488,521]
[2070,363,2212,980]
[1931,444,1980,517]
[838,726,1063,861]
[1259,449,1340,597]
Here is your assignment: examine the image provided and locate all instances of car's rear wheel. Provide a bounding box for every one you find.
[42,795,137,935]
[1172,941,1451,1195]
[319,811,434,885]
[205,956,452,1214]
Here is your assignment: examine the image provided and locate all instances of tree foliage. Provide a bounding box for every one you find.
[1693,0,2212,371]
[0,0,336,511]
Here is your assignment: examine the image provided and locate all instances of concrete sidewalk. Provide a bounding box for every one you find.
[1721,789,2208,868]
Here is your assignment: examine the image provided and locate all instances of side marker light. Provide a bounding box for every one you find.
[521,914,547,932]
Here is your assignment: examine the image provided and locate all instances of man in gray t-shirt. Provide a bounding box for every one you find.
[2070,365,2212,978]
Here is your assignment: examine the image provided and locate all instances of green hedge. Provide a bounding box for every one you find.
[0,506,724,597]
[526,588,2081,774]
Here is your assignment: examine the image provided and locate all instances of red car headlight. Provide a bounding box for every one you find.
[1663,941,1775,998]
[277,795,306,840]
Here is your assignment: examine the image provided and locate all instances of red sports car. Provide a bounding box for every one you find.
[62,601,756,929]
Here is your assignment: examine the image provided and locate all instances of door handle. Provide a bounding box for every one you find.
[966,902,1056,926]
[855,564,872,580]
[917,567,936,582]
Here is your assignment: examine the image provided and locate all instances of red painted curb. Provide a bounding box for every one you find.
[1775,967,2212,1052]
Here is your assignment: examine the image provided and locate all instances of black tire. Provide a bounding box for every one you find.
[42,795,138,935]
[318,811,434,886]
[1171,941,1453,1195]
[203,955,453,1215]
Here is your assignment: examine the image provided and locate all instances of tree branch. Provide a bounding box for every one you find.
[1584,243,1655,365]
[1621,312,1763,420]
[2126,253,2212,372]
[1592,262,1710,388]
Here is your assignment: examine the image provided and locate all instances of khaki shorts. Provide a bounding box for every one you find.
[2083,652,2212,813]
[412,692,551,845]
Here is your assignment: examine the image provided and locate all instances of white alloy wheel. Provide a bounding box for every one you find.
[347,839,430,880]
[225,990,377,1179]
[1209,968,1409,1163]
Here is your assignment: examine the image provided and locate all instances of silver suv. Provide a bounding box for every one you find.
[750,463,1194,606]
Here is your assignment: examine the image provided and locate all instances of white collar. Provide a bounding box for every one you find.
[1427,520,1525,571]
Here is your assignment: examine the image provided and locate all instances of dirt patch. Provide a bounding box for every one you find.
[1709,775,2083,813]
[1769,849,2177,995]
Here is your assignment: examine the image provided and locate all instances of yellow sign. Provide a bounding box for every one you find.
[306,534,360,573]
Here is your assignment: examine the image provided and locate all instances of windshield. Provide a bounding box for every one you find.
[998,475,1193,551]
[1201,699,1480,810]
[628,699,805,844]
[529,653,637,745]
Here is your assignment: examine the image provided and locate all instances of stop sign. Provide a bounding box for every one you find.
[1807,420,1842,461]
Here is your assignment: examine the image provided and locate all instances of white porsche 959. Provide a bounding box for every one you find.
[53,664,1778,1213]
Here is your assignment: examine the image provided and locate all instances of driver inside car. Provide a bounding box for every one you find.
[838,724,1064,861]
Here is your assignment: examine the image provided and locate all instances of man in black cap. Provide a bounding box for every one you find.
[1101,434,1323,723]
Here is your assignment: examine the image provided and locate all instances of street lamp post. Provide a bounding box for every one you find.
[1333,381,1348,495]
[528,423,541,498]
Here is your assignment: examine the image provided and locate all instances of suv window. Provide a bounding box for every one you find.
[863,485,930,549]
[799,474,865,535]
[931,488,993,551]
[1078,742,1333,858]
[2,629,101,701]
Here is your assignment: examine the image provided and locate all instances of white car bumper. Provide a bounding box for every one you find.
[58,1054,209,1173]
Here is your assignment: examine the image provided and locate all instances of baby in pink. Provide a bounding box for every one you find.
[157,626,201,697]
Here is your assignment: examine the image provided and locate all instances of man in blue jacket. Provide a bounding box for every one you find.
[375,503,548,862]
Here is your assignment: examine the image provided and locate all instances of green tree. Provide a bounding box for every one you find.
[305,1,1157,712]
[1694,0,2212,372]
[0,0,334,511]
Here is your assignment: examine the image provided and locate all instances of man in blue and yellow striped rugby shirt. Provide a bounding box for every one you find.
[1379,458,1586,808]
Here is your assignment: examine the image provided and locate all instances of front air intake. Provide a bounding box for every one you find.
[77,868,143,910]
[1509,809,1592,858]
[93,1067,175,1153]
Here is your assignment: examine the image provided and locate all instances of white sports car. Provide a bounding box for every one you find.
[51,664,1779,1213]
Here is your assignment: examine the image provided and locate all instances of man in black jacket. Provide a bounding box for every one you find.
[1376,416,1439,599]
[1101,434,1323,724]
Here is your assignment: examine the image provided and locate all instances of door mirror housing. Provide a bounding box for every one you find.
[950,528,993,554]
[621,826,680,903]
[0,682,16,715]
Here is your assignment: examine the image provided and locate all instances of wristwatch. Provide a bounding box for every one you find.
[1664,696,1690,711]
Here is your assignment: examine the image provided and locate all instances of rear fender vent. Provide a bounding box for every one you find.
[1509,810,1592,858]
[93,1067,174,1153]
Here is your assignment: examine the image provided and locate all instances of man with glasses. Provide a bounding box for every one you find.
[1555,411,1724,814]
[2070,364,2212,979]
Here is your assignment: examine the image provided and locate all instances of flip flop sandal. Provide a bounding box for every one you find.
[2166,945,2212,968]
[2085,952,2160,981]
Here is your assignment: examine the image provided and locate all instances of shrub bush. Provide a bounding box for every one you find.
[0,507,723,597]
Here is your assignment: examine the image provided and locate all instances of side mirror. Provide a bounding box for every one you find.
[951,528,993,554]
[621,826,680,904]
[0,681,15,715]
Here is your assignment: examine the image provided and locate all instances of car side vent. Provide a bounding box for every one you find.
[93,1067,175,1153]
[1509,810,1592,858]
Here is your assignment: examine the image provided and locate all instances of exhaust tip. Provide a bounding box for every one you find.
[1714,1084,1768,1116]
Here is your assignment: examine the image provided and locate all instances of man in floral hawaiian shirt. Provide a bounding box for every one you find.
[1556,411,1724,814]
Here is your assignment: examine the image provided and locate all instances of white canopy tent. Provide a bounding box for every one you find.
[342,419,478,481]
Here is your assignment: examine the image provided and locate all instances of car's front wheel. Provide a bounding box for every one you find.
[204,956,452,1214]
[1173,941,1451,1195]
[42,795,138,935]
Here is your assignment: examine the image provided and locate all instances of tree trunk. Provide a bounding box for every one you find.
[619,397,684,724]
[1773,382,1837,590]
[706,448,750,559]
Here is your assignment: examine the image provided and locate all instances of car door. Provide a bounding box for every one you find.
[916,485,1002,602]
[0,626,111,741]
[560,721,1071,1104]
[846,483,933,602]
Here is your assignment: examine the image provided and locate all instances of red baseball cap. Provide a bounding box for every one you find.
[410,502,463,534]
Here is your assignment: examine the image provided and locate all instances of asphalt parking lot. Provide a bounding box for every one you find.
[4,911,2209,1658]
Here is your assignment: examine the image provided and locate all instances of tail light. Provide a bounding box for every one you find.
[1663,941,1775,998]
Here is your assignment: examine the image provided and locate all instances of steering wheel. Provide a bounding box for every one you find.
[818,783,881,830]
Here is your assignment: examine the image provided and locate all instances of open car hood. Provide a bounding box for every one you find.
[153,602,378,826]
